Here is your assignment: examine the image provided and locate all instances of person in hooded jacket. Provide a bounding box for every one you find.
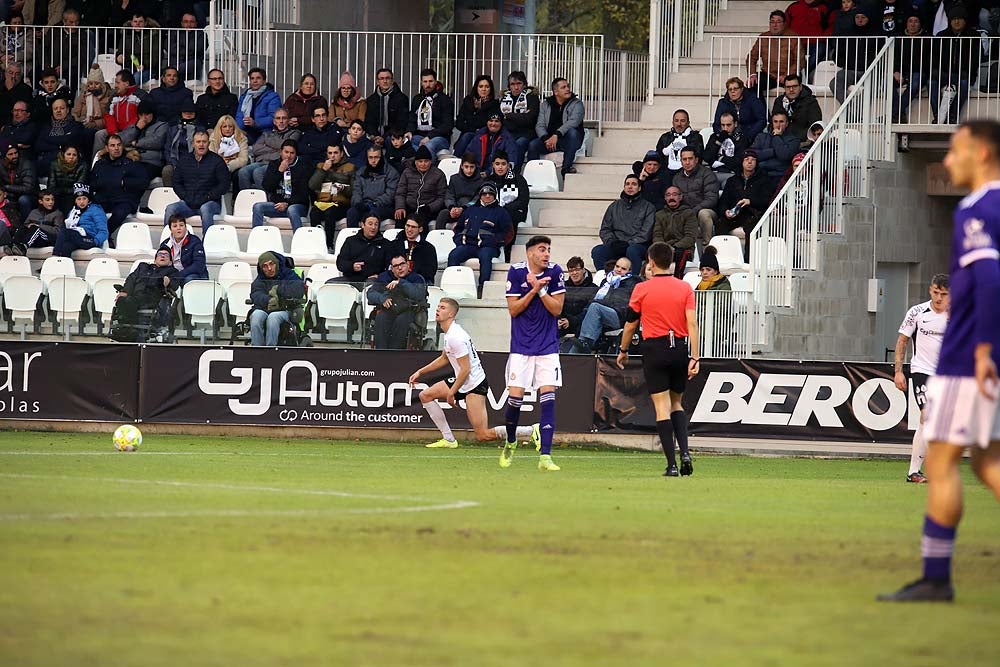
[771,74,822,145]
[248,250,306,347]
[348,145,399,227]
[468,112,515,174]
[158,213,208,284]
[498,70,540,167]
[363,68,408,145]
[717,150,774,259]
[161,98,201,187]
[406,68,454,156]
[712,77,767,144]
[631,150,672,209]
[283,73,328,131]
[527,77,585,175]
[148,66,194,125]
[435,152,484,230]
[591,174,657,272]
[453,74,500,157]
[340,119,373,169]
[52,184,108,257]
[236,67,282,144]
[486,150,529,262]
[196,69,238,131]
[655,109,705,178]
[447,181,512,289]
[72,65,112,141]
[393,144,446,226]
[330,71,368,129]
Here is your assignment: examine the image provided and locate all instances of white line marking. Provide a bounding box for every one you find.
[0,451,651,459]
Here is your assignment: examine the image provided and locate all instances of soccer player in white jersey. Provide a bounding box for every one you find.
[879,120,1000,603]
[408,298,538,448]
[501,235,566,471]
[893,274,950,483]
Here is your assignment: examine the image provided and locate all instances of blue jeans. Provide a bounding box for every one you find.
[53,229,97,257]
[511,135,531,168]
[252,202,306,230]
[893,73,922,122]
[527,126,583,171]
[346,202,394,227]
[238,163,268,191]
[250,309,291,346]
[164,200,221,230]
[578,302,620,345]
[591,241,647,275]
[453,131,476,157]
[411,134,451,156]
[927,78,970,124]
[448,244,499,286]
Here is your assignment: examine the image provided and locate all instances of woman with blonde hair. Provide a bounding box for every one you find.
[209,114,249,173]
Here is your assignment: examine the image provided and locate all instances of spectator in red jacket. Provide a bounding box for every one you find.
[93,69,148,154]
[786,0,831,81]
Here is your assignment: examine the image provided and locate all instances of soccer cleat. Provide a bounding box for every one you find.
[425,438,459,449]
[680,454,693,477]
[876,578,954,602]
[499,441,517,468]
[531,423,541,451]
[538,454,560,472]
[663,465,679,477]
[906,472,928,484]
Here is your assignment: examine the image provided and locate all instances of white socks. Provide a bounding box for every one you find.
[908,420,927,476]
[422,401,454,442]
[493,425,533,442]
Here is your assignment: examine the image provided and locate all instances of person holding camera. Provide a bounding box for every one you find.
[367,252,428,350]
[716,149,773,260]
[249,250,306,346]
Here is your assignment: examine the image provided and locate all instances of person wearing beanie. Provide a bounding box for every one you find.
[485,150,530,262]
[631,149,672,209]
[393,144,446,226]
[346,145,399,228]
[829,4,885,102]
[928,5,980,124]
[73,64,113,132]
[592,174,657,273]
[436,152,485,230]
[453,75,500,157]
[468,112,515,174]
[248,249,306,347]
[119,99,169,181]
[447,181,513,289]
[52,183,109,257]
[162,98,202,187]
[149,66,195,126]
[331,71,368,129]
[283,73,328,131]
[696,246,731,291]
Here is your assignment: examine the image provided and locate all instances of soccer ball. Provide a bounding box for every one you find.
[113,425,142,452]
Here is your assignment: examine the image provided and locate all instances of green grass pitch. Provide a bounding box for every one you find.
[0,430,997,666]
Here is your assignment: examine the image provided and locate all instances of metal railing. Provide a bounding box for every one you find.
[748,39,894,345]
[604,48,650,123]
[211,0,299,30]
[650,0,727,91]
[695,288,753,359]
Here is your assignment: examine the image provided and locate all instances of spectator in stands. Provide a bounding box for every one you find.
[772,73,821,146]
[48,144,87,218]
[696,246,731,291]
[91,134,147,234]
[750,110,799,178]
[330,71,367,130]
[52,183,107,257]
[21,1,65,26]
[149,66,193,125]
[237,106,299,191]
[877,0,906,36]
[527,77,584,176]
[341,119,372,169]
[1,100,38,160]
[386,216,437,283]
[165,12,205,82]
[785,0,831,79]
[486,150,529,262]
[236,67,281,144]
[831,0,859,34]
[163,130,228,230]
[892,13,928,124]
[0,62,33,127]
[348,145,399,228]
[655,109,704,178]
[0,142,35,218]
[631,150,672,209]
[558,256,597,340]
[436,152,483,230]
[45,9,93,98]
[774,151,809,196]
[454,74,500,157]
[469,112,515,175]
[718,149,773,258]
[928,6,980,124]
[115,13,162,87]
[283,73,327,131]
[830,5,883,102]
[979,1,1000,34]
[393,144,446,226]
[112,247,178,340]
[18,190,62,250]
[363,67,408,146]
[569,257,639,354]
[298,106,341,165]
[653,186,700,276]
[109,2,160,28]
[248,250,306,347]
[308,142,355,244]
[158,213,208,284]
[0,184,23,254]
[704,112,751,177]
[2,16,33,82]
[673,146,720,251]
[406,67,454,157]
[253,138,311,232]
[447,181,512,291]
[72,65,112,136]
[161,98,199,186]
[197,69,238,131]
[367,252,428,350]
[712,77,767,144]
[746,9,802,98]
[95,69,148,153]
[499,70,540,167]
[592,174,656,272]
[32,67,73,122]
[208,114,249,176]
[384,129,415,172]
[335,214,386,284]
[34,98,86,174]
[119,100,168,181]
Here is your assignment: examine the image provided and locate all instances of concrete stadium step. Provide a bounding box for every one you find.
[590,128,667,159]
[573,156,636,175]
[509,235,597,269]
[562,172,631,196]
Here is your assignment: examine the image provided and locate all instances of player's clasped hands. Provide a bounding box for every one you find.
[527,273,550,291]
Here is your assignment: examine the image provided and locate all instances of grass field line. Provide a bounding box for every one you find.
[0,450,655,459]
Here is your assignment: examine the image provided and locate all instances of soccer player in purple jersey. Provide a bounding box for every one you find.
[879,120,1000,603]
[500,235,566,471]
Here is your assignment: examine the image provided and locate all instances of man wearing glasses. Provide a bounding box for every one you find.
[363,68,409,147]
[196,69,238,131]
[366,253,429,350]
[298,107,341,165]
[771,74,821,146]
[386,217,438,283]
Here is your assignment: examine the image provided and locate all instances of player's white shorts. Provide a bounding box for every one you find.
[923,375,1000,449]
[505,353,562,390]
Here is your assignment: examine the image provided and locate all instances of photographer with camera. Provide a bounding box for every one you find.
[367,252,428,350]
[112,248,180,342]
[249,251,306,347]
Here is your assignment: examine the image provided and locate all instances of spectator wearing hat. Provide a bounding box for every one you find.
[330,71,368,129]
[158,212,208,285]
[72,65,113,140]
[161,97,201,187]
[468,112,515,174]
[435,152,484,230]
[447,182,512,289]
[53,184,108,257]
[592,174,657,274]
[149,66,195,126]
[928,5,980,124]
[703,112,751,177]
[485,150,530,262]
[163,129,229,230]
[249,250,306,347]
[118,99,169,181]
[499,70,540,167]
[631,150,672,210]
[717,149,773,260]
[0,142,37,220]
[393,144,447,226]
[695,246,731,291]
[453,75,500,158]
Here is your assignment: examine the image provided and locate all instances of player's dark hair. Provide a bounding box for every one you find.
[526,235,551,249]
[647,242,674,271]
[550,77,567,91]
[248,67,267,79]
[784,73,801,86]
[566,256,585,270]
[719,111,736,123]
[961,119,1000,162]
[931,273,950,289]
[440,297,460,313]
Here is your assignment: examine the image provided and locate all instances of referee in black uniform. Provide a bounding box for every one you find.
[616,242,701,477]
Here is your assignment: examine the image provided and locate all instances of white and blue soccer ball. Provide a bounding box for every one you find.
[113,424,142,452]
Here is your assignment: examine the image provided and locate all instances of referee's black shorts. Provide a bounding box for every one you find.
[640,335,690,395]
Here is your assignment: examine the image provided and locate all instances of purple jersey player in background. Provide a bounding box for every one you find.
[879,120,1000,603]
[500,235,566,471]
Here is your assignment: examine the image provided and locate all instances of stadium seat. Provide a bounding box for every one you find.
[0,255,32,297]
[83,257,121,292]
[157,223,194,244]
[425,285,446,346]
[699,126,713,147]
[289,226,332,263]
[382,228,401,242]
[592,269,606,286]
[522,160,559,194]
[95,53,119,86]
[224,279,253,324]
[439,266,477,300]
[70,239,111,261]
[842,128,863,163]
[46,276,89,339]
[728,271,753,309]
[708,235,749,274]
[180,280,223,343]
[752,237,789,271]
[91,277,120,333]
[331,227,361,265]
[241,225,286,262]
[683,271,701,288]
[203,224,242,262]
[25,246,53,260]
[304,262,341,297]
[315,282,360,342]
[128,259,146,274]
[216,261,254,295]
[809,60,840,90]
[438,157,461,183]
[39,256,76,295]
[223,189,267,226]
[136,187,180,224]
[3,275,43,338]
[108,222,155,260]
[425,229,456,269]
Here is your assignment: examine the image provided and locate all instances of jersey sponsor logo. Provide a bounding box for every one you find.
[962,217,991,250]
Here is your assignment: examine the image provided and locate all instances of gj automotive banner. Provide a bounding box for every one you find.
[594,357,919,443]
[0,342,140,422]
[139,346,596,432]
